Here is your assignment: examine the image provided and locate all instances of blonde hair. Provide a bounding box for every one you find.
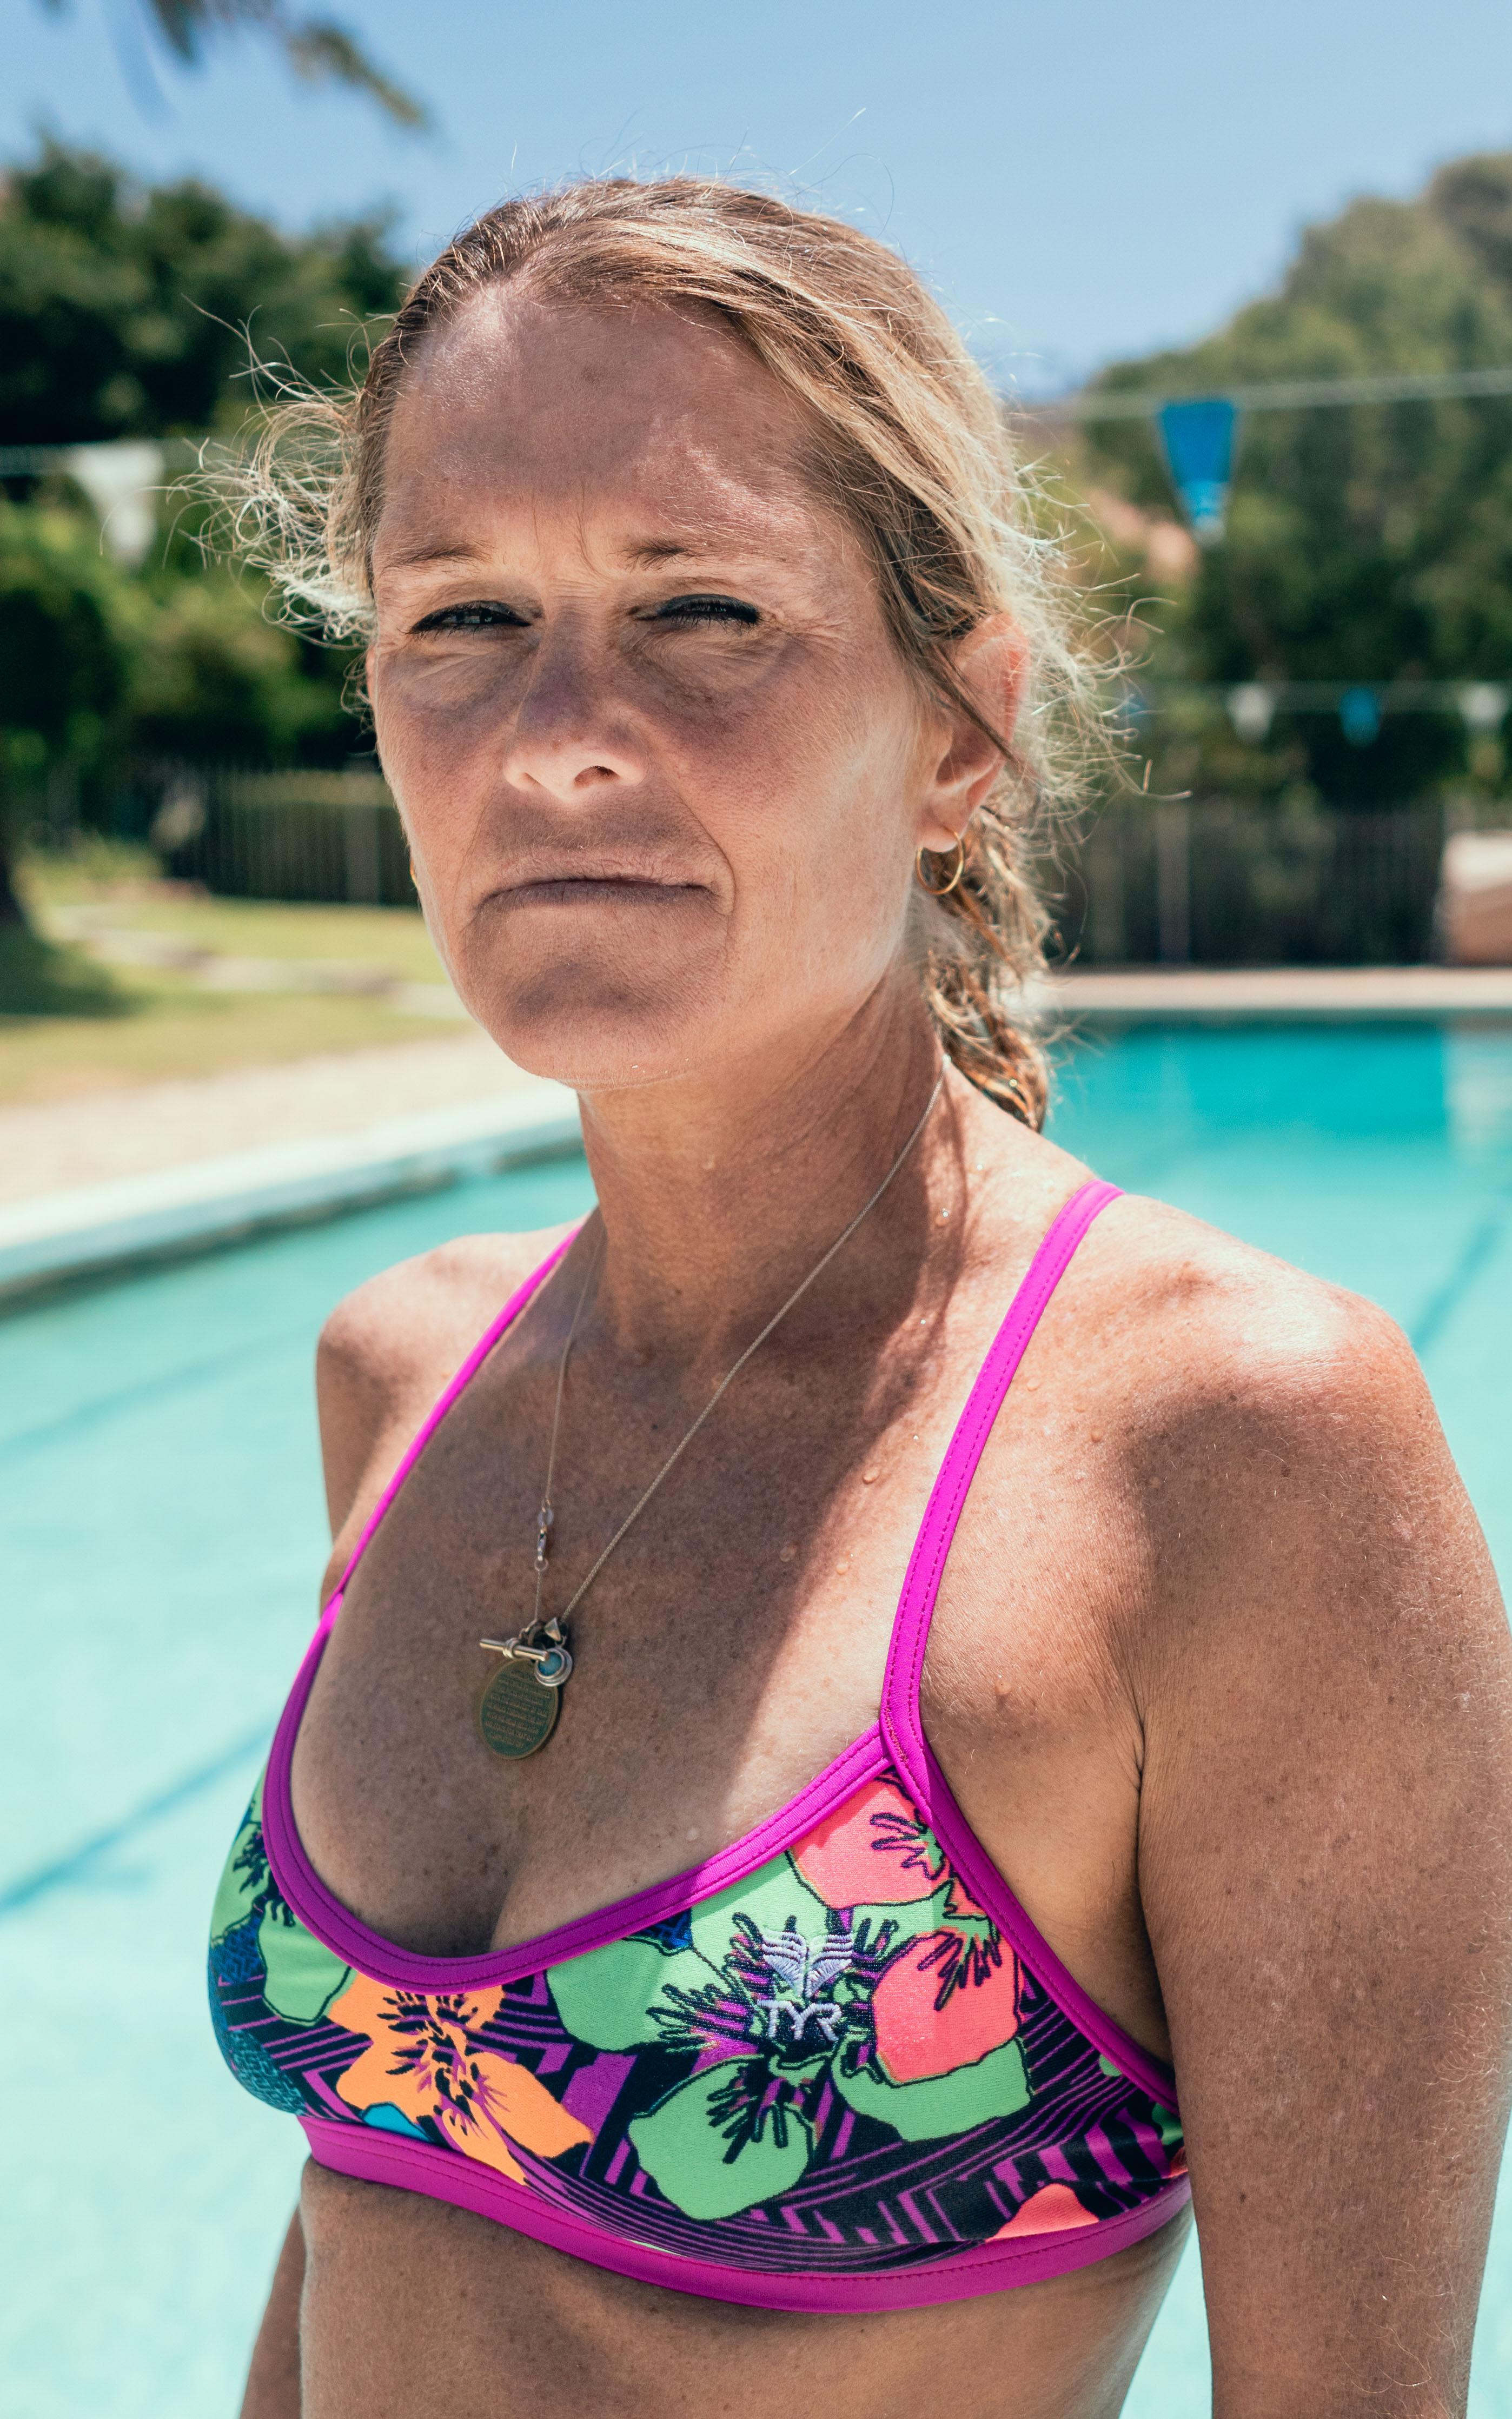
[220,177,1099,1125]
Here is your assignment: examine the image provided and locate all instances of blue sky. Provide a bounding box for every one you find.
[9,0,1512,388]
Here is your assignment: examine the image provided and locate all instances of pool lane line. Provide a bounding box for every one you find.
[1410,1192,1512,1361]
[0,1719,275,1917]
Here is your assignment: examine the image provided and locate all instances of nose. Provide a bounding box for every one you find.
[501,622,647,802]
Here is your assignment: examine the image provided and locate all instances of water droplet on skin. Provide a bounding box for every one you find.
[937,1208,950,1223]
[779,1543,798,1562]
[702,1157,716,1172]
[1024,1376,1040,1390]
[1090,1428,1104,1444]
[861,1467,880,1484]
[834,1558,850,1575]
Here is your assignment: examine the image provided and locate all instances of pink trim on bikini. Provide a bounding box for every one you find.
[267,1176,1173,2105]
[300,2117,1191,2314]
[264,1683,891,1988]
[878,1177,1178,2110]
[321,1227,580,1616]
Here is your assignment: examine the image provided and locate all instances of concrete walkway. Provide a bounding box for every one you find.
[0,1033,552,1204]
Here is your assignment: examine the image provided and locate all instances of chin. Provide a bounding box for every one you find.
[465,973,712,1095]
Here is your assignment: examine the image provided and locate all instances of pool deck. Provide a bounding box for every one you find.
[1050,964,1512,1022]
[0,1045,578,1304]
[2,964,1510,1304]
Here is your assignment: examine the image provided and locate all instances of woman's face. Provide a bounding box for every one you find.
[368,290,983,1093]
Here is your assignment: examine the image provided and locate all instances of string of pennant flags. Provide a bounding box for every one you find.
[11,360,1512,559]
[1125,679,1509,748]
[1022,361,1512,544]
[6,392,1512,743]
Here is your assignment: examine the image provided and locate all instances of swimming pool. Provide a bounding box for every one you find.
[3,1022,1509,2417]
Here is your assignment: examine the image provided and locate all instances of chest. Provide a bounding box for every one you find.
[289,1303,1144,1977]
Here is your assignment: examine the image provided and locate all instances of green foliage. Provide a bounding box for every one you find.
[0,496,359,794]
[0,925,125,1016]
[117,565,356,764]
[0,500,123,770]
[0,134,392,893]
[0,136,404,445]
[1080,153,1512,804]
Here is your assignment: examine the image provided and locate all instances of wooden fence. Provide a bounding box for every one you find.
[1044,800,1450,966]
[165,769,415,909]
[159,772,1463,964]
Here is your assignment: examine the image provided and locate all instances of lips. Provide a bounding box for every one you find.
[498,874,704,906]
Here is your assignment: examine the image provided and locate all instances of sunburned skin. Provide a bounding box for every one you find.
[237,288,1512,2419]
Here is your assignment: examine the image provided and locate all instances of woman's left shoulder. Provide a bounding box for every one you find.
[1076,1187,1424,1447]
[1066,1190,1501,1664]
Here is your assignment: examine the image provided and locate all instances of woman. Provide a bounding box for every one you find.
[209,181,1512,2418]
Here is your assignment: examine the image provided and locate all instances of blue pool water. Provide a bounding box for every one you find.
[3,1023,1510,2417]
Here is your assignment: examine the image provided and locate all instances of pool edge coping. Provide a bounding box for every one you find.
[0,1085,582,1307]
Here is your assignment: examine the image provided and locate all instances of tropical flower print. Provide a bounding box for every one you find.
[547,1774,1030,2221]
[792,1778,948,1905]
[330,1975,593,2185]
[209,1753,1186,2270]
[993,2182,1098,2237]
[210,1782,350,2024]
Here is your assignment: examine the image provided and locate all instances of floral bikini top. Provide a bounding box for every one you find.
[209,1178,1188,2315]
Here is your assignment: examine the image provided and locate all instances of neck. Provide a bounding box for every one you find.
[573,980,952,1367]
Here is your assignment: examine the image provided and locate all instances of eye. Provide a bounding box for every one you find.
[650,594,761,628]
[411,601,530,635]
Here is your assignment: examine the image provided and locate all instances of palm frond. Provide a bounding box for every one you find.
[39,0,432,129]
[282,21,432,130]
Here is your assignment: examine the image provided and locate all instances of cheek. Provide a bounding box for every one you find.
[370,661,509,862]
[700,674,920,977]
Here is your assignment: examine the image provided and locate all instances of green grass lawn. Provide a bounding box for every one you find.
[2,849,462,1108]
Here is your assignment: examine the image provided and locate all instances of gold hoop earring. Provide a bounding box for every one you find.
[915,836,966,897]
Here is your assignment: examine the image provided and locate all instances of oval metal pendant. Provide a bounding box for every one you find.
[477,1659,560,1759]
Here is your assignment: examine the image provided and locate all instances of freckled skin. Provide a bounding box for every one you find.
[240,297,1512,2419]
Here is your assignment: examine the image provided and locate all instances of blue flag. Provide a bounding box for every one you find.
[1157,398,1238,544]
[1339,687,1381,747]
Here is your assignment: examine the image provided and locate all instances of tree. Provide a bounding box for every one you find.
[37,1,429,131]
[0,138,404,445]
[1075,154,1512,806]
[0,141,403,962]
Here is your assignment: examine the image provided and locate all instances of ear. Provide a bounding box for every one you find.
[915,617,1026,853]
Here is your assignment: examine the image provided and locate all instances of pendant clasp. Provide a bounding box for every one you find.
[479,1615,573,1690]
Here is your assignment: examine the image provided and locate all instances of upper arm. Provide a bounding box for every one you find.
[1133,1278,1512,2417]
[313,1226,569,1585]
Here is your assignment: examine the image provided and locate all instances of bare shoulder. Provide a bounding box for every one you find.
[1075,1186,1424,1431]
[315,1223,574,1551]
[1086,1211,1512,2411]
[1065,1189,1504,1674]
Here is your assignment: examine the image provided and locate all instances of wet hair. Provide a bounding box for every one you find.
[220,177,1100,1125]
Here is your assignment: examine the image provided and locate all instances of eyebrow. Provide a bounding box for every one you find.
[380,532,767,578]
[620,537,711,569]
[382,540,493,573]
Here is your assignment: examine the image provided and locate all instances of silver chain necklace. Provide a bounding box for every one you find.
[475,1071,945,1759]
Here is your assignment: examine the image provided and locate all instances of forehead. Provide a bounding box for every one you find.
[375,289,835,568]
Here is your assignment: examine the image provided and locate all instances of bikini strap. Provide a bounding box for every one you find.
[321,1226,581,1616]
[881,1178,1122,1774]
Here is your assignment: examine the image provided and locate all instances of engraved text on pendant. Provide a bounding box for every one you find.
[477,1658,560,1759]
